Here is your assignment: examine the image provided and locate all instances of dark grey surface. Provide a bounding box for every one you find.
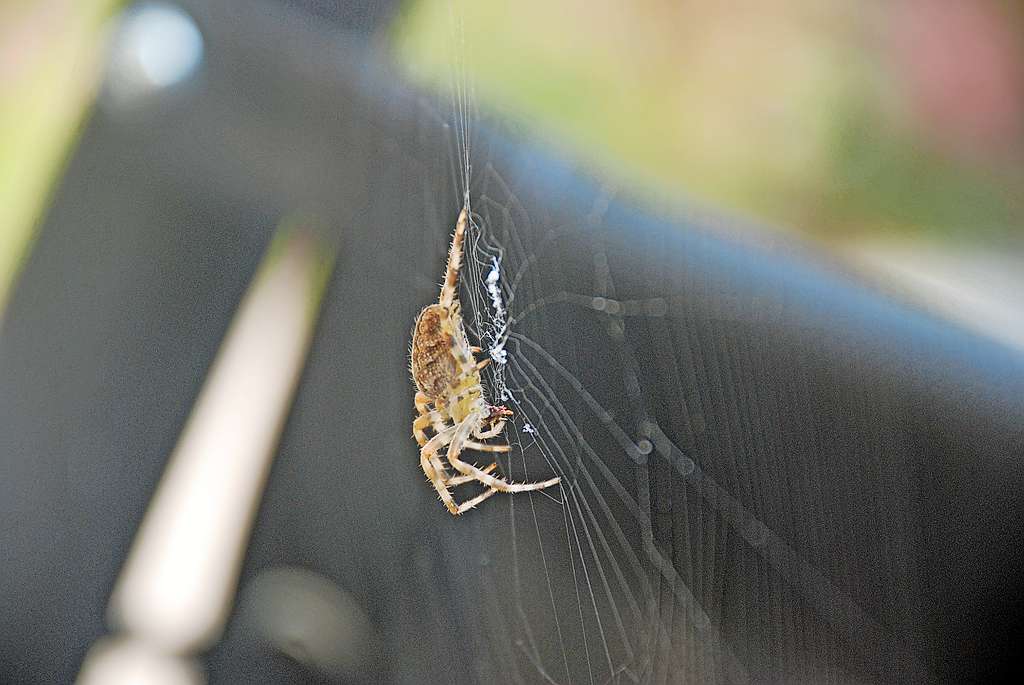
[1,1,1023,683]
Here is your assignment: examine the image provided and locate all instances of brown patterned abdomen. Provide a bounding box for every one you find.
[411,305,456,399]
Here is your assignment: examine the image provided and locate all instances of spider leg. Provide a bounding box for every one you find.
[476,358,491,371]
[473,420,505,440]
[422,417,489,508]
[421,427,459,515]
[448,462,497,486]
[411,411,440,444]
[431,448,494,517]
[414,406,453,446]
[464,440,510,453]
[412,413,433,447]
[447,413,560,493]
[456,486,499,515]
[415,391,432,415]
[429,451,463,512]
[438,208,468,310]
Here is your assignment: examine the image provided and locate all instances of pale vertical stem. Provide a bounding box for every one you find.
[78,225,334,683]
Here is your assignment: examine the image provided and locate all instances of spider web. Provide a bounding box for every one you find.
[394,6,929,683]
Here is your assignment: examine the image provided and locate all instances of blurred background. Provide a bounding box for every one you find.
[3,1,1024,683]
[398,0,1024,351]
[4,0,1023,346]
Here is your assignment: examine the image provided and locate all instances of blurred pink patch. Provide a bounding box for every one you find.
[890,0,1024,161]
[0,1,71,86]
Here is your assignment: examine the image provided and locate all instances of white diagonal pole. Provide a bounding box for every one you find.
[78,226,333,684]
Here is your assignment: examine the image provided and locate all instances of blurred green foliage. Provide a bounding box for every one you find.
[0,0,122,314]
[395,0,1023,243]
[2,0,1020,322]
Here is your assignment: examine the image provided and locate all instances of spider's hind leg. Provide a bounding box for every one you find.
[455,487,499,515]
[448,462,497,486]
[447,413,560,494]
[421,428,459,515]
[464,440,510,453]
[438,208,469,310]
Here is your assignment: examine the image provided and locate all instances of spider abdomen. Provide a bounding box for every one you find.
[411,304,458,399]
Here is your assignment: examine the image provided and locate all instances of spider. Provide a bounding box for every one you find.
[410,207,560,515]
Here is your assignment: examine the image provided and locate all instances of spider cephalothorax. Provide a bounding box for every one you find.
[410,208,560,515]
